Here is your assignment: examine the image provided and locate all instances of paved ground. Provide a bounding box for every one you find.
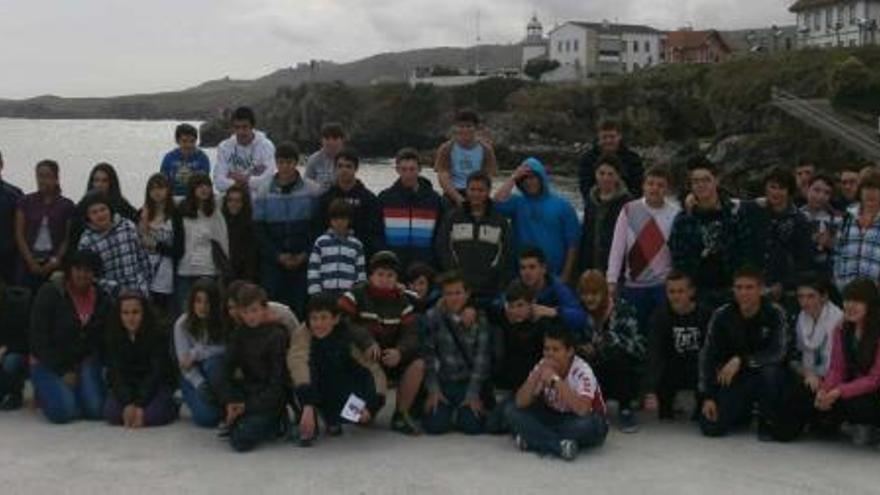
[1,403,878,495]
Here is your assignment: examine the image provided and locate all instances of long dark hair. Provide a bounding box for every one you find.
[84,162,136,214]
[180,172,215,218]
[143,173,175,222]
[185,278,226,343]
[221,183,253,220]
[109,291,157,344]
[841,278,880,371]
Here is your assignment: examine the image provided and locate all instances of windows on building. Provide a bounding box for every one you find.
[573,39,579,52]
[558,41,563,53]
[644,41,650,52]
[826,8,833,28]
[633,40,639,52]
[565,40,571,52]
[849,4,856,25]
[814,11,821,29]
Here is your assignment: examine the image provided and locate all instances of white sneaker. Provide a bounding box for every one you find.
[559,439,578,461]
[514,434,528,452]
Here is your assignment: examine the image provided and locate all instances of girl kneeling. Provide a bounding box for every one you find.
[104,292,177,427]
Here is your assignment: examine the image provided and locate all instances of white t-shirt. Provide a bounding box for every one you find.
[531,356,606,415]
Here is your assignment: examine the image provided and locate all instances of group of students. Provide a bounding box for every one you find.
[1,107,880,461]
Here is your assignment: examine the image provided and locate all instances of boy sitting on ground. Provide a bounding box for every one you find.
[339,251,425,435]
[289,294,386,446]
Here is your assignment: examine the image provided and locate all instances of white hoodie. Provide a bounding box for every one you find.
[213,130,276,193]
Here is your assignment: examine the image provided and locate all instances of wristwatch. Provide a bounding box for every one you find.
[550,375,561,388]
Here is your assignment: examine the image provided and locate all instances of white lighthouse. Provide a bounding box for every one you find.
[522,14,549,67]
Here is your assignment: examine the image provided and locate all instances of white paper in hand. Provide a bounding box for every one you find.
[341,394,366,423]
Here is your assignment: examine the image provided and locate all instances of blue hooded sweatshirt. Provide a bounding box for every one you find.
[495,158,581,276]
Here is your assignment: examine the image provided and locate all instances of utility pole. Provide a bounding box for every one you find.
[475,9,482,75]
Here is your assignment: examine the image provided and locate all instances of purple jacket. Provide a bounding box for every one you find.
[17,192,76,257]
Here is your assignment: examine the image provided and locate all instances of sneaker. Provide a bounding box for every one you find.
[851,425,877,446]
[0,392,23,411]
[391,411,421,436]
[216,423,231,439]
[618,408,640,433]
[757,423,774,442]
[559,439,579,461]
[326,424,343,437]
[514,434,529,452]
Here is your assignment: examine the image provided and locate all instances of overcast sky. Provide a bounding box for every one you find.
[0,0,796,99]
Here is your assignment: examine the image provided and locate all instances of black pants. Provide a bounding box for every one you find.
[699,365,789,440]
[312,366,382,428]
[592,353,639,410]
[656,358,700,418]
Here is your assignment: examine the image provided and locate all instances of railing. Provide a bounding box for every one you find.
[771,87,880,161]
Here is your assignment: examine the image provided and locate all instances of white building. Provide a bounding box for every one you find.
[546,20,665,81]
[790,0,880,47]
[522,14,549,67]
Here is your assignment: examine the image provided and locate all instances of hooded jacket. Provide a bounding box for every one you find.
[29,276,112,375]
[435,201,512,298]
[578,142,644,202]
[378,176,443,271]
[495,158,581,277]
[317,180,385,257]
[213,130,277,193]
[78,215,152,296]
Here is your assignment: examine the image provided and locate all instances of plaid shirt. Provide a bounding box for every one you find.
[832,211,880,289]
[78,216,152,296]
[800,205,846,274]
[422,307,491,401]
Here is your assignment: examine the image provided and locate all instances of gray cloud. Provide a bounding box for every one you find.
[0,0,796,99]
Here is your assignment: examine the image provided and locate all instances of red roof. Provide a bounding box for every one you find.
[665,30,731,53]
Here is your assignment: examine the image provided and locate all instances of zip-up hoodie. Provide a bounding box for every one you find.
[495,158,581,277]
[699,300,788,400]
[378,176,443,271]
[435,201,512,298]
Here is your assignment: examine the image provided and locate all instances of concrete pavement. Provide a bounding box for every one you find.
[1,406,878,495]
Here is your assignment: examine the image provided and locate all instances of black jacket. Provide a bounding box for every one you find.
[578,142,644,202]
[435,201,512,298]
[740,201,814,290]
[29,277,111,374]
[580,187,632,272]
[317,180,385,257]
[699,300,788,400]
[106,327,173,407]
[493,315,561,391]
[0,286,31,354]
[221,323,289,414]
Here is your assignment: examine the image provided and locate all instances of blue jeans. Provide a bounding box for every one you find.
[31,357,105,424]
[0,353,26,397]
[621,284,666,338]
[180,355,225,427]
[699,365,788,439]
[506,402,608,456]
[422,381,486,435]
[230,412,283,453]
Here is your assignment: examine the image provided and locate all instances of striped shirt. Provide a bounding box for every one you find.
[307,230,367,295]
